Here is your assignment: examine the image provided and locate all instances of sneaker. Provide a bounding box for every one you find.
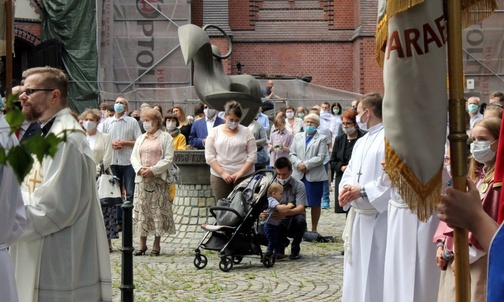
[322,201,330,209]
[289,253,301,260]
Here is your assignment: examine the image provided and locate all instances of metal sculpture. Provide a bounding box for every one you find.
[178,24,262,125]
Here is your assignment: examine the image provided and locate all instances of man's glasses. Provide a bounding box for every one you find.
[23,88,55,96]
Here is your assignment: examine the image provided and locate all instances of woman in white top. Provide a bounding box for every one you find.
[205,101,257,201]
[81,109,116,252]
[284,105,304,135]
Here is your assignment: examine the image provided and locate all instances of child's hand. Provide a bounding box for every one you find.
[287,203,295,209]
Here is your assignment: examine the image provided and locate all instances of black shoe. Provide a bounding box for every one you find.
[289,253,301,260]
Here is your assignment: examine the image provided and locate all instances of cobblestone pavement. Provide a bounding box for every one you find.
[110,196,347,301]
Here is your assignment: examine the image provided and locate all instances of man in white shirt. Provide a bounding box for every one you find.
[189,104,224,149]
[468,96,483,130]
[101,97,142,227]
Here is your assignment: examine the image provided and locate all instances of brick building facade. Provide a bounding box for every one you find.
[193,0,384,94]
[8,0,383,95]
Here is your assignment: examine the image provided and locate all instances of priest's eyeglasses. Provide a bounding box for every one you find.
[23,88,55,96]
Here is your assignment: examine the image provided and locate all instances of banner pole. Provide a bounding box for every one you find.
[446,0,471,301]
[5,0,13,95]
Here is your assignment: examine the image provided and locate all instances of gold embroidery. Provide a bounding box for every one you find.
[24,160,44,194]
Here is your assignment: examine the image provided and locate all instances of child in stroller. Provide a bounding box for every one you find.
[263,182,295,266]
[194,169,276,272]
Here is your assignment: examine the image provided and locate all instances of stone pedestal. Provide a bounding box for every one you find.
[163,150,216,251]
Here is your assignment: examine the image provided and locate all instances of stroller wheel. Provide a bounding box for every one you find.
[219,256,234,272]
[194,254,208,269]
[233,255,243,264]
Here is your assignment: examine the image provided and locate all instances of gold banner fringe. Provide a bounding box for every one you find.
[461,0,497,27]
[384,139,442,221]
[387,0,425,18]
[375,14,389,69]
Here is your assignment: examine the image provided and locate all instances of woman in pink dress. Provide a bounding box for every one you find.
[131,108,176,256]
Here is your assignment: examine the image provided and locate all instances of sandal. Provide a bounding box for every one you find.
[150,249,160,256]
[134,247,147,256]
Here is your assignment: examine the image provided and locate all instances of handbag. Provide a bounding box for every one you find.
[256,147,270,165]
[166,163,181,185]
[96,163,123,206]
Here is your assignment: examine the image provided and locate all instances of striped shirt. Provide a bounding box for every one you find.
[101,115,142,166]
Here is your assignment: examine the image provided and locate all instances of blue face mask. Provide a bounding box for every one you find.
[304,125,317,134]
[298,113,305,119]
[467,104,479,114]
[114,103,125,114]
[333,108,340,115]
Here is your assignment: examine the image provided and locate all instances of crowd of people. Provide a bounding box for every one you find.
[2,68,504,301]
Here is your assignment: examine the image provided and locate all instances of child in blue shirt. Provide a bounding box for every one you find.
[263,182,294,263]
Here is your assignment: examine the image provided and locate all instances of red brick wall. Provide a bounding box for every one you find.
[193,0,384,94]
[230,42,355,91]
[354,0,361,28]
[333,0,354,29]
[210,37,232,75]
[191,0,204,27]
[229,0,255,30]
[356,38,384,94]
[15,23,42,46]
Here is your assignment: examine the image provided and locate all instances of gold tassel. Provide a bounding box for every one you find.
[384,139,442,221]
[375,14,389,69]
[461,0,497,28]
[387,0,425,17]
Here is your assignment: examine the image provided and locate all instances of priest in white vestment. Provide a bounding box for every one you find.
[0,117,26,302]
[381,163,451,302]
[9,67,112,302]
[339,94,390,302]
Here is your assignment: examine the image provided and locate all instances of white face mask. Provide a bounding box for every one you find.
[343,126,356,135]
[83,120,97,131]
[356,110,369,131]
[204,108,217,118]
[166,122,176,131]
[101,110,107,117]
[143,121,154,132]
[277,176,290,186]
[470,140,497,163]
[226,121,238,130]
[286,112,294,119]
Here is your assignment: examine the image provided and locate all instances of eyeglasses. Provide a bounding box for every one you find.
[23,88,55,96]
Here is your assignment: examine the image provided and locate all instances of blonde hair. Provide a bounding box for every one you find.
[22,66,69,106]
[304,113,320,126]
[141,108,163,126]
[468,117,501,183]
[80,108,101,122]
[268,182,284,196]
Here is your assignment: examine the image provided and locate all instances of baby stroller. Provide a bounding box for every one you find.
[193,169,276,272]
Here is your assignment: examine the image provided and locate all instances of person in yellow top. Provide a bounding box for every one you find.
[164,113,186,199]
[164,113,187,150]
